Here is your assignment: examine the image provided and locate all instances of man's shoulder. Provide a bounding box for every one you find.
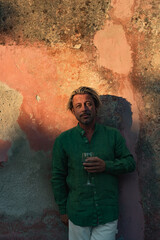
[97,124,123,143]
[53,127,77,148]
[56,126,77,140]
[97,123,119,133]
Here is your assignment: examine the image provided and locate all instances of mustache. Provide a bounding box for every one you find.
[80,111,91,117]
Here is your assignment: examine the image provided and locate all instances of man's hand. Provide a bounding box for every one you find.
[60,214,68,226]
[83,157,106,173]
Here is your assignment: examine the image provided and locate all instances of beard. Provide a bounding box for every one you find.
[77,112,95,125]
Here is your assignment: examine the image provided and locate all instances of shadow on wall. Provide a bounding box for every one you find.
[99,95,159,240]
[98,95,138,154]
[98,95,132,132]
[136,131,160,240]
[98,95,137,157]
[98,95,142,240]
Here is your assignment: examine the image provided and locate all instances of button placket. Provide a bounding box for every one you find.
[92,177,101,224]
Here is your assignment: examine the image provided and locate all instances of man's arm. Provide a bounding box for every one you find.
[105,130,136,175]
[51,137,69,223]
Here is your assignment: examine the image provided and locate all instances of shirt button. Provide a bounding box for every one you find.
[95,203,98,207]
[85,140,88,143]
[94,191,96,194]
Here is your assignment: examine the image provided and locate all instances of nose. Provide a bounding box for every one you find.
[81,103,88,111]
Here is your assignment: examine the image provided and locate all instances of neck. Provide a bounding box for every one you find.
[79,120,96,133]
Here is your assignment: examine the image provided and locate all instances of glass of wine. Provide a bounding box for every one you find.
[82,152,94,186]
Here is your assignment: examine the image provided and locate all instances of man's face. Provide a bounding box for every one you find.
[72,94,97,126]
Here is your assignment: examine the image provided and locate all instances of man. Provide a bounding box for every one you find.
[51,86,135,240]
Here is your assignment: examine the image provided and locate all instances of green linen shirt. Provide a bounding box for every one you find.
[51,123,135,227]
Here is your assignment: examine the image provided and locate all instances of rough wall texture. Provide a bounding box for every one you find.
[0,0,159,239]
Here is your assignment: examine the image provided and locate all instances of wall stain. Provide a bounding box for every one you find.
[0,0,111,46]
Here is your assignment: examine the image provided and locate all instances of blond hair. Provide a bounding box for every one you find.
[67,86,101,111]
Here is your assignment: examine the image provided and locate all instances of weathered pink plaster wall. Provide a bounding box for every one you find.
[0,0,159,239]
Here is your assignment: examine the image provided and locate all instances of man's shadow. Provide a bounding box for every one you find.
[97,95,132,131]
[96,95,142,240]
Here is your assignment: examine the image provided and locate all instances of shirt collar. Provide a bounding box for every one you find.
[76,123,98,136]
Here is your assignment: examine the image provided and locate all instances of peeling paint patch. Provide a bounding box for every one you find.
[111,0,135,19]
[94,21,133,74]
[0,82,23,141]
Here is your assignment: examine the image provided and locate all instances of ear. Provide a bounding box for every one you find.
[71,108,75,115]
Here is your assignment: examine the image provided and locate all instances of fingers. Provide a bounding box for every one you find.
[86,167,103,173]
[84,156,98,162]
[83,162,100,167]
[83,157,106,173]
[84,165,104,172]
[83,157,100,165]
[60,214,69,226]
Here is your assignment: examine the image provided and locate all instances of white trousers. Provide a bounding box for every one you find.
[69,219,118,240]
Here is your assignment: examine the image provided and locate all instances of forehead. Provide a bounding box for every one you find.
[72,94,94,104]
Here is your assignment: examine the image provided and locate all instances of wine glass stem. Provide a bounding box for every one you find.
[87,173,91,184]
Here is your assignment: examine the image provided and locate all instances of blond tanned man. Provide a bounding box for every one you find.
[51,86,135,240]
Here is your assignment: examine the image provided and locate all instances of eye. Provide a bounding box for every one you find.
[76,104,81,109]
[86,102,92,106]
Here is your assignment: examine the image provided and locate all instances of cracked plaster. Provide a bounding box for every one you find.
[0,0,159,239]
[0,82,23,141]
